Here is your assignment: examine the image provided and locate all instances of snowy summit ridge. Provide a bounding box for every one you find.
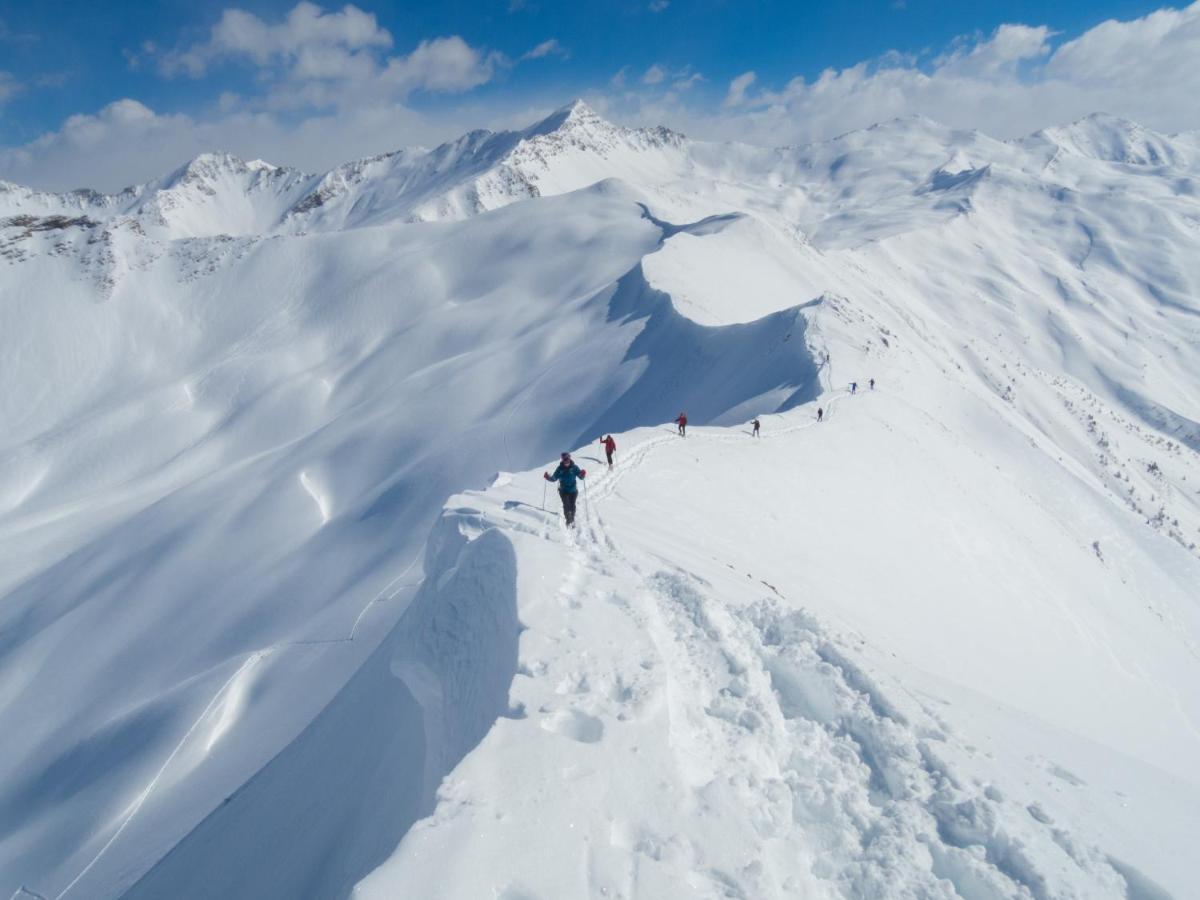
[1,102,1199,900]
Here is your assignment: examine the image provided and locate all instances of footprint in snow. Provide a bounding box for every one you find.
[540,708,605,743]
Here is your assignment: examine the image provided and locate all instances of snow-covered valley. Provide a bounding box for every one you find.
[2,101,1198,899]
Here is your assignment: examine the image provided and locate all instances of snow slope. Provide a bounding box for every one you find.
[359,382,1200,899]
[2,101,1199,899]
[0,180,817,899]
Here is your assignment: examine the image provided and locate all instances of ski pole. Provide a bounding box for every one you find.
[541,480,547,511]
[582,475,591,525]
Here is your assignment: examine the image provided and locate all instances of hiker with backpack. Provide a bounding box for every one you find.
[544,452,587,527]
[600,434,616,467]
[817,407,824,423]
[675,412,687,436]
[751,418,760,437]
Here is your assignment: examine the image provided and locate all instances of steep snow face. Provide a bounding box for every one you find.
[1,102,1199,900]
[133,153,318,238]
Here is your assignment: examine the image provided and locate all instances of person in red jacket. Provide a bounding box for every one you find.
[675,412,687,437]
[600,434,616,467]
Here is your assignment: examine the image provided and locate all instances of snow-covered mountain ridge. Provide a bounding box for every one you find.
[358,389,1200,899]
[1,102,1198,899]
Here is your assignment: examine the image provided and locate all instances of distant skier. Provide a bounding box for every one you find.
[600,434,616,467]
[544,452,587,527]
[869,378,875,390]
[817,407,824,423]
[675,412,687,437]
[850,382,857,394]
[751,418,761,437]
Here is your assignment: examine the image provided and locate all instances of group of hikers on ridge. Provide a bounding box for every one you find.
[545,380,873,526]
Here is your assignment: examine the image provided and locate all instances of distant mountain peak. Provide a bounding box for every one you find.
[525,99,609,138]
[160,153,301,192]
[1028,113,1181,166]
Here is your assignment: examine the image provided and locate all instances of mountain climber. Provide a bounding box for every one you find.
[751,418,761,437]
[544,452,587,527]
[817,407,824,422]
[850,382,858,394]
[675,412,688,436]
[869,378,875,390]
[601,434,616,467]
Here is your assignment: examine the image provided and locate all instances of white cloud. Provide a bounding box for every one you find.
[521,39,569,61]
[637,63,702,96]
[935,24,1053,77]
[158,2,391,78]
[641,2,1200,145]
[649,0,670,12]
[148,2,510,109]
[642,64,667,86]
[0,97,454,192]
[1047,3,1200,87]
[724,71,756,107]
[381,36,500,94]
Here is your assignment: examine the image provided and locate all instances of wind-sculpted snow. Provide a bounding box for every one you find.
[122,509,520,900]
[0,180,823,899]
[2,101,1199,899]
[583,259,820,440]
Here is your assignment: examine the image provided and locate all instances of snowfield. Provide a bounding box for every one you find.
[360,391,1200,899]
[1,101,1198,899]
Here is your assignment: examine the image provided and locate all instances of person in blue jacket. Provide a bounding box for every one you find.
[544,452,587,526]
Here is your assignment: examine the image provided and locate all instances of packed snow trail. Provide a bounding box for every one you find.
[357,385,1199,899]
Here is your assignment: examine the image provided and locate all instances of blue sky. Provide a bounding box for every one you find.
[1,1,1198,190]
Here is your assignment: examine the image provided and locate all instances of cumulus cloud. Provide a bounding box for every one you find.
[654,1,1200,145]
[147,1,520,107]
[934,24,1053,77]
[156,2,391,78]
[380,36,500,94]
